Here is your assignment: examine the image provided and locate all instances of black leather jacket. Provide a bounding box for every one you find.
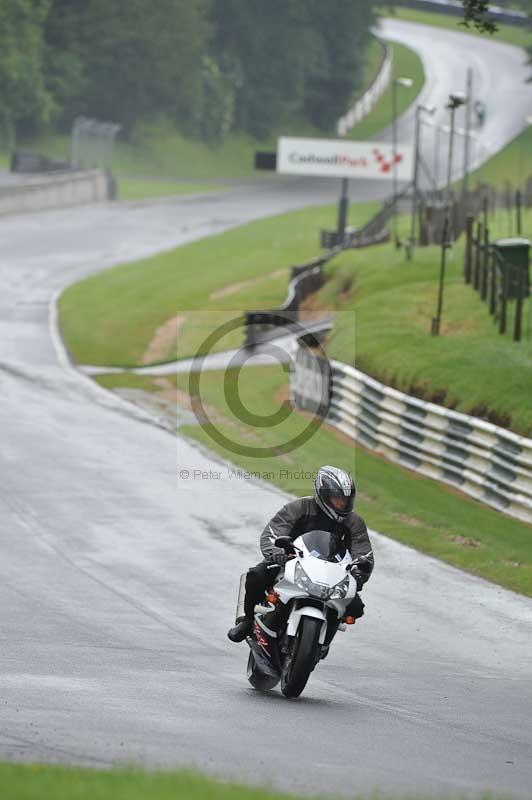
[260,496,374,582]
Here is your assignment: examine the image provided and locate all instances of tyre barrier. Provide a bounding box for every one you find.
[337,43,392,137]
[323,358,532,524]
[289,343,532,523]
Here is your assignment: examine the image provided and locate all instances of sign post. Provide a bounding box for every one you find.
[276,137,413,246]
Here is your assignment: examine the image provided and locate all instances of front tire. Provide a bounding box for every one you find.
[247,651,279,691]
[281,617,322,698]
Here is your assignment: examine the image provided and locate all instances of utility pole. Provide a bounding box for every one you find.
[408,104,436,260]
[461,68,473,200]
[445,92,466,239]
[337,177,349,244]
[392,76,413,246]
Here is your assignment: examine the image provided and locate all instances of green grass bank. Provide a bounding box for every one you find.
[58,202,378,366]
[60,199,532,435]
[0,761,518,800]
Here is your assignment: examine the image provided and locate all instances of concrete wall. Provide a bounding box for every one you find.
[0,169,113,216]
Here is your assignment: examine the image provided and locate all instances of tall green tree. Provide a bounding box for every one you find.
[61,0,211,133]
[209,0,375,138]
[0,0,53,143]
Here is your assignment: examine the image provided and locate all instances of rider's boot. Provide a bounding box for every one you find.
[227,616,252,643]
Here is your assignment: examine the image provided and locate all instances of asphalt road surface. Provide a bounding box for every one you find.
[1,18,531,799]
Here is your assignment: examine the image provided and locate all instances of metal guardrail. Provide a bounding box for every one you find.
[244,252,339,348]
[323,358,532,524]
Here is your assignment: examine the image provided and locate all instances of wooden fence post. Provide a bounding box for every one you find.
[473,221,482,291]
[514,268,524,342]
[499,261,508,335]
[464,215,474,283]
[481,226,489,301]
[489,249,497,317]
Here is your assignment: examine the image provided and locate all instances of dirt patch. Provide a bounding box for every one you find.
[298,290,333,321]
[502,560,522,568]
[142,316,185,365]
[209,268,288,300]
[273,382,291,407]
[449,535,482,548]
[153,376,193,412]
[392,512,426,528]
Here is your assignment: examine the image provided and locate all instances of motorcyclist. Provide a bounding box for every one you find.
[228,465,374,642]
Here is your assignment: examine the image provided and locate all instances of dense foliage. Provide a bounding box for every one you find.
[0,0,377,145]
[1,0,527,146]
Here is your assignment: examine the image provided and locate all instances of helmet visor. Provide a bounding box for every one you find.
[330,495,349,512]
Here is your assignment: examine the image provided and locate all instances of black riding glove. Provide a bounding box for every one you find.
[269,552,292,566]
[350,566,364,592]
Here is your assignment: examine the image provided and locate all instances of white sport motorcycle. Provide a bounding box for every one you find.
[241,529,370,699]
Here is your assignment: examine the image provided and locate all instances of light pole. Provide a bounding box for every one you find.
[461,68,473,199]
[408,103,436,260]
[445,92,466,244]
[392,76,413,246]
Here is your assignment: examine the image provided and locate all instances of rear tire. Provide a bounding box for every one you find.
[246,651,279,691]
[281,617,322,698]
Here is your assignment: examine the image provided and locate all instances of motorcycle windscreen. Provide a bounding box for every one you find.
[297,530,347,563]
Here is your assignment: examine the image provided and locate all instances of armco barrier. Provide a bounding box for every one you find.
[292,347,532,523]
[244,252,338,347]
[0,169,114,215]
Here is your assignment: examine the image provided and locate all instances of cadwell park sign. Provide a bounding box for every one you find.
[276,136,414,181]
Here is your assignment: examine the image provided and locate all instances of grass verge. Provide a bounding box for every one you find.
[377,6,532,50]
[467,125,532,189]
[0,763,319,800]
[98,364,532,596]
[60,198,532,435]
[58,201,378,366]
[117,178,223,202]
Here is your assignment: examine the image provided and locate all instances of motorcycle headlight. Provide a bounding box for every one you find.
[330,575,350,600]
[294,563,333,600]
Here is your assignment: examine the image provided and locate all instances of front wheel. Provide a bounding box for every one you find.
[281,616,322,698]
[247,651,279,691]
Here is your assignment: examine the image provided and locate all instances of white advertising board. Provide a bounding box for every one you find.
[277,136,414,181]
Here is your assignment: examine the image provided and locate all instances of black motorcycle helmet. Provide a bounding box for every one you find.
[313,465,356,521]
